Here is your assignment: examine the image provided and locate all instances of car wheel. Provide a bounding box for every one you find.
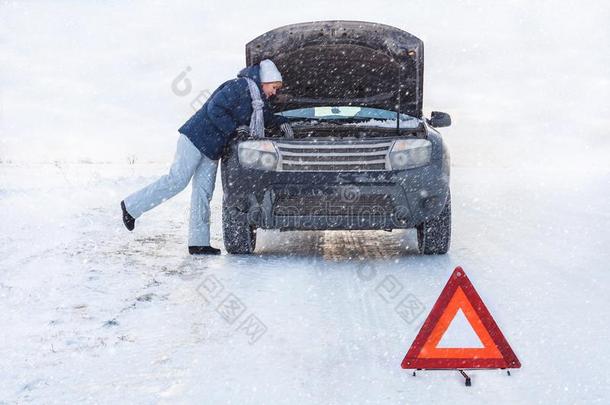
[416,192,451,255]
[222,203,257,254]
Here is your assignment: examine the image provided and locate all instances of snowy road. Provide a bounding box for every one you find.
[1,162,608,403]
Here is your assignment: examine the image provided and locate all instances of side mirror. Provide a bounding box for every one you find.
[428,111,451,128]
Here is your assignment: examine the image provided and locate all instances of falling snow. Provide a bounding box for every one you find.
[1,0,609,403]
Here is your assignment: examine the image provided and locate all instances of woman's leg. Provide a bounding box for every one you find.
[188,153,219,247]
[124,134,201,219]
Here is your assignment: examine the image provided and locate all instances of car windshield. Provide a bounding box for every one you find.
[277,106,417,122]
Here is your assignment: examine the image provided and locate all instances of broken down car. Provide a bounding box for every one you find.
[221,20,452,254]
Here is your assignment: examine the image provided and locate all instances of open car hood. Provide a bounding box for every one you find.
[246,21,424,118]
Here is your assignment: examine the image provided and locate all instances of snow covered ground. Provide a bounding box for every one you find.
[1,162,608,403]
[2,0,610,403]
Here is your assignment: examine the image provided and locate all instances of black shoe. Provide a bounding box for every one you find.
[189,246,221,255]
[121,200,135,231]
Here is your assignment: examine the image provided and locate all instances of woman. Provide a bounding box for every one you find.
[121,59,293,255]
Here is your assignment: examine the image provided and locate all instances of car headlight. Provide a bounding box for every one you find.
[389,139,432,170]
[238,140,278,170]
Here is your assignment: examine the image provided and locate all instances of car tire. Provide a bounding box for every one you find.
[222,203,257,254]
[417,192,451,255]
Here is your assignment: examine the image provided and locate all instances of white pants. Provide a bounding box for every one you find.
[124,134,219,246]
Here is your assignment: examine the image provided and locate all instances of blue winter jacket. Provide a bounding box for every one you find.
[178,65,288,160]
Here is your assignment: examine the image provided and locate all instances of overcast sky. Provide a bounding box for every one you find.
[1,0,608,166]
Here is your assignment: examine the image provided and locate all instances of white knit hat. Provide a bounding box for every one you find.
[259,59,283,83]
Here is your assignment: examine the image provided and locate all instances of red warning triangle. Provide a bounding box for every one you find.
[402,267,521,369]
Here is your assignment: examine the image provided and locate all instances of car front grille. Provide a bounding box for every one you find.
[275,139,393,172]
